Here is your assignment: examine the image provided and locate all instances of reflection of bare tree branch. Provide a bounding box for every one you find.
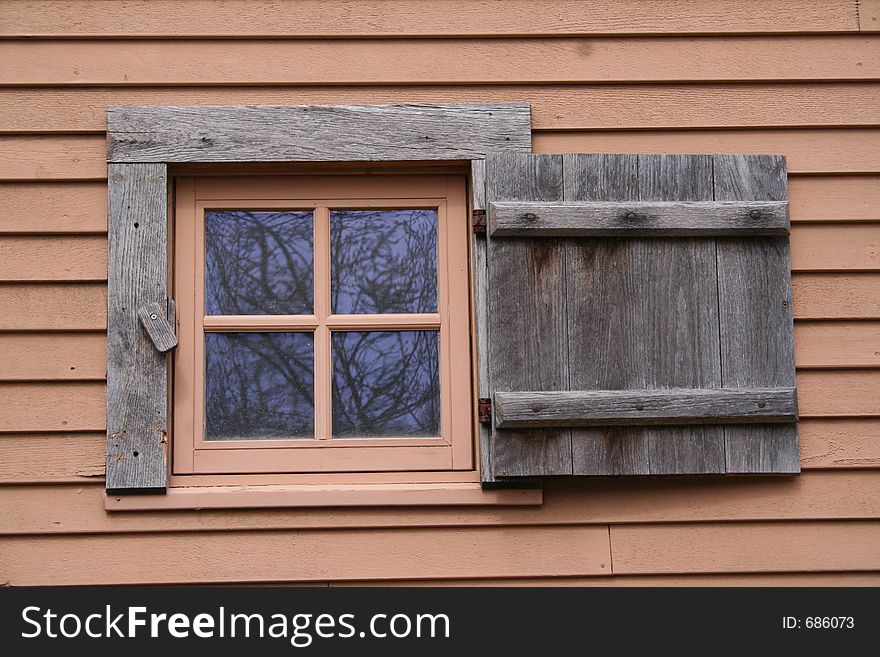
[206,332,314,440]
[206,211,313,315]
[331,210,437,314]
[332,331,440,438]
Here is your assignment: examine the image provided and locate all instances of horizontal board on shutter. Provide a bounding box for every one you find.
[0,1,859,37]
[4,37,877,85]
[3,469,880,534]
[534,129,880,174]
[611,521,880,574]
[4,84,880,134]
[489,200,789,237]
[0,525,612,585]
[494,388,798,428]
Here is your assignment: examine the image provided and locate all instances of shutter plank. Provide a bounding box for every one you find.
[714,154,800,473]
[564,153,650,475]
[637,154,725,474]
[487,153,571,476]
[106,163,169,492]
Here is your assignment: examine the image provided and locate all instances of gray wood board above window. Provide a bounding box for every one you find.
[484,152,798,480]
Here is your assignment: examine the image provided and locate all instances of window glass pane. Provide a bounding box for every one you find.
[205,332,314,440]
[331,209,438,314]
[205,210,313,315]
[332,331,440,438]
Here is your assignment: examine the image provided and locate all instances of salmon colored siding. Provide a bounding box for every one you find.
[1,0,879,586]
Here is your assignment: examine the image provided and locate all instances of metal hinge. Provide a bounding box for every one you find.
[478,397,492,425]
[472,209,486,235]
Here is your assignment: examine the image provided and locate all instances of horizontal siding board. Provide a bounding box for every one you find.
[790,224,880,271]
[3,37,878,85]
[0,526,612,584]
[0,276,872,334]
[0,236,106,281]
[0,433,105,483]
[795,321,880,367]
[535,129,880,174]
[789,176,880,223]
[0,182,107,234]
[611,521,880,574]
[1,371,873,434]
[792,273,880,318]
[4,84,880,134]
[4,470,880,535]
[341,573,880,586]
[0,333,106,380]
[800,418,880,468]
[0,136,106,181]
[0,1,859,37]
[0,321,871,384]
[0,283,106,330]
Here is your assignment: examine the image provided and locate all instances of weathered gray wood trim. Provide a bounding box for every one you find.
[106,163,170,493]
[488,200,789,237]
[714,154,800,474]
[494,388,798,429]
[108,104,532,163]
[137,301,178,353]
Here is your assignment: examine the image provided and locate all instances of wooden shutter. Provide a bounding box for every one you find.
[481,152,798,481]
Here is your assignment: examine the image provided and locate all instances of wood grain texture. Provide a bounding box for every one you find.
[0,333,106,380]
[800,418,880,468]
[107,104,531,163]
[0,525,612,584]
[611,521,880,574]
[3,469,880,534]
[5,84,880,134]
[0,283,106,330]
[489,200,789,237]
[0,434,105,483]
[791,224,879,271]
[487,153,571,476]
[793,273,880,318]
[0,1,859,37]
[714,154,799,473]
[0,382,105,432]
[137,301,177,353]
[4,37,877,86]
[789,176,880,222]
[0,236,106,281]
[0,182,107,233]
[535,129,880,174]
[105,163,168,492]
[495,388,798,428]
[796,321,880,367]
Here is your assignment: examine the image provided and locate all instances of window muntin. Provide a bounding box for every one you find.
[173,175,473,475]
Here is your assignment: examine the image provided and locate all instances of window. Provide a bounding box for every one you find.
[173,175,473,477]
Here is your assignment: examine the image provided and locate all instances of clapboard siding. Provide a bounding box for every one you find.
[0,526,612,585]
[1,0,876,585]
[2,37,877,86]
[1,371,876,434]
[4,84,880,133]
[0,1,860,37]
[0,322,875,383]
[611,521,880,574]
[8,131,880,182]
[3,470,879,534]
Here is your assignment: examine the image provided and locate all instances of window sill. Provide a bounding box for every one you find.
[104,483,542,511]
